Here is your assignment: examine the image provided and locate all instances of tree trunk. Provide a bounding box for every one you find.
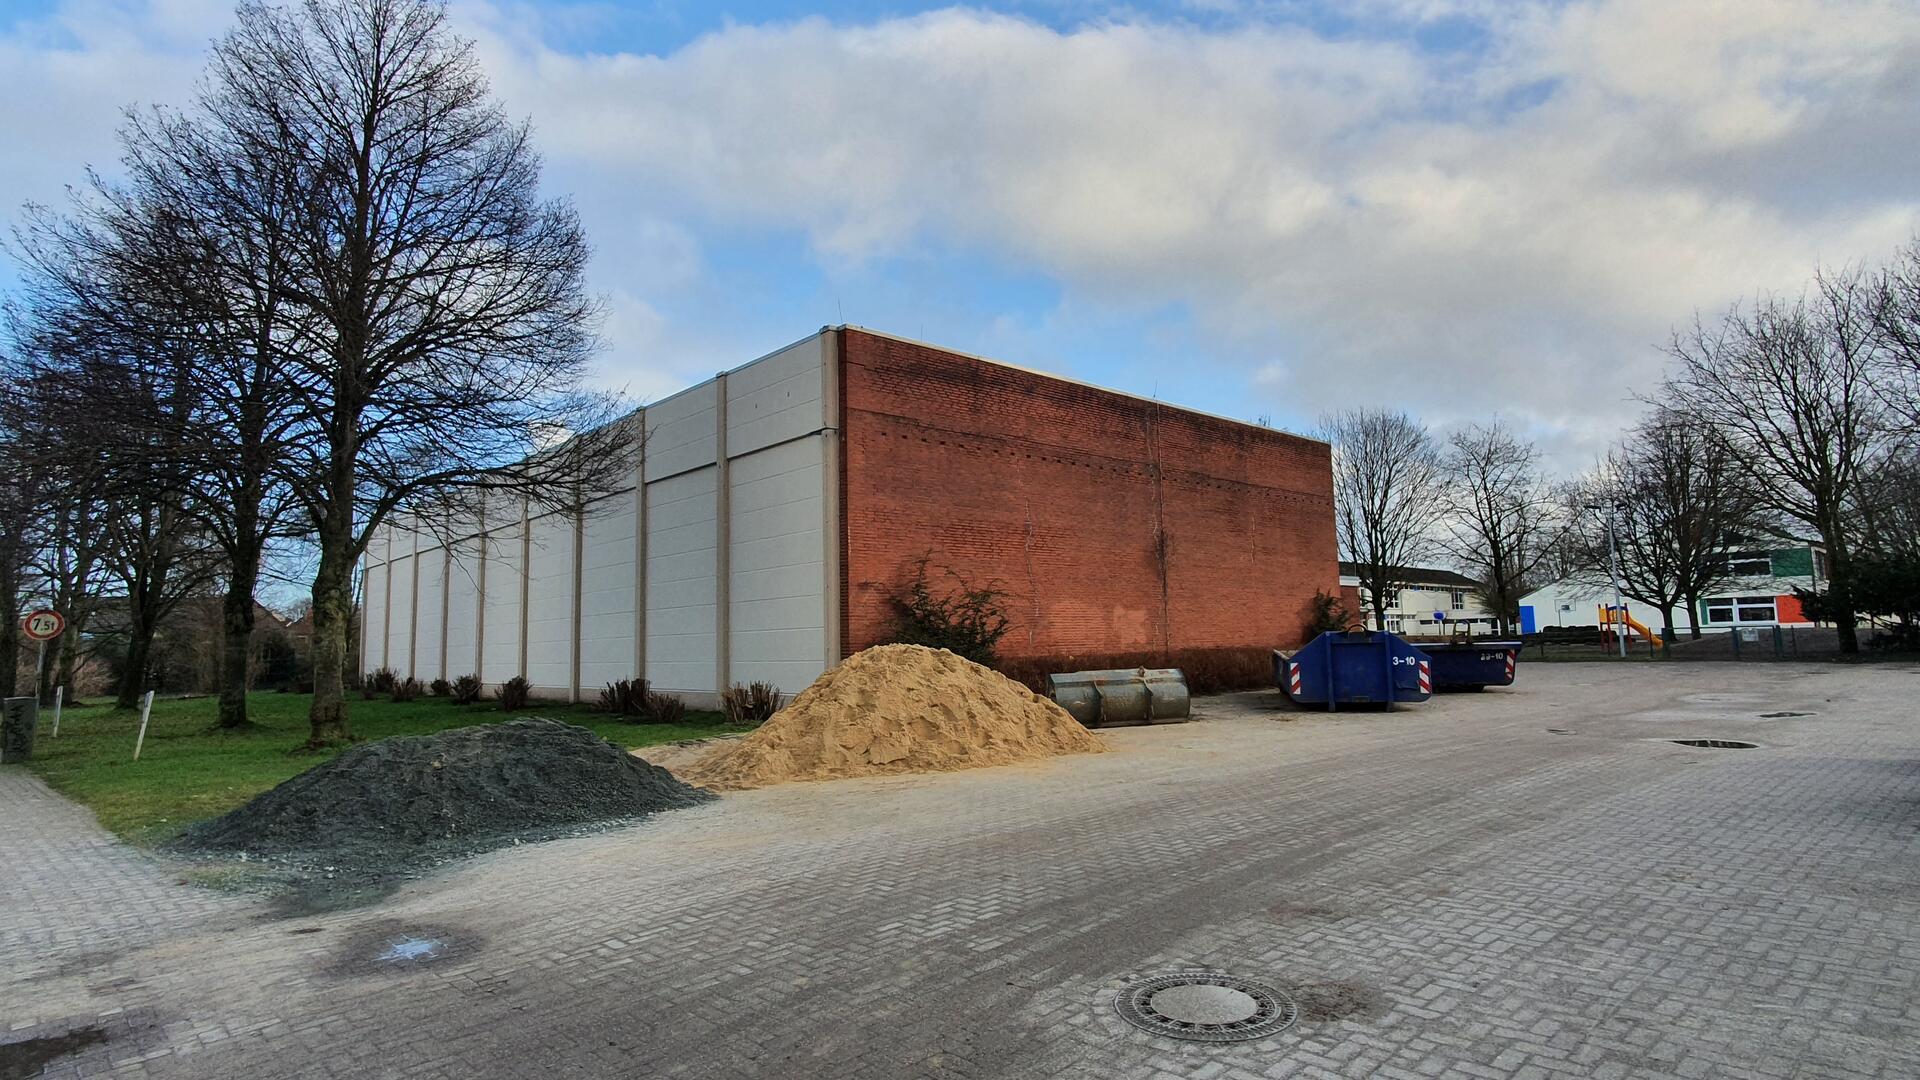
[1822,525,1860,654]
[1684,593,1703,639]
[0,573,17,699]
[51,632,82,707]
[1658,604,1676,643]
[217,566,259,729]
[117,630,153,709]
[305,538,357,747]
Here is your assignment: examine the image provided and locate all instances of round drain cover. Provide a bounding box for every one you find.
[1115,972,1297,1042]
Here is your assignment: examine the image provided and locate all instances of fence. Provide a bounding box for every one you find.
[1516,625,1849,662]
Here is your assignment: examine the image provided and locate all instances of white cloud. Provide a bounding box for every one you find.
[7,0,1918,465]
[454,1,1920,458]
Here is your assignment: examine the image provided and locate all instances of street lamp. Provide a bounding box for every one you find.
[1584,501,1628,659]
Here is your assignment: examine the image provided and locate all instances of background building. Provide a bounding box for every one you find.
[356,327,1340,703]
[1518,539,1828,634]
[1337,563,1498,636]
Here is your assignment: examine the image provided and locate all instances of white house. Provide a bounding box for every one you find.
[1517,539,1828,635]
[1338,563,1499,636]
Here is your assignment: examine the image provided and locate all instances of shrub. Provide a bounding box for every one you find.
[720,681,783,727]
[594,678,689,723]
[450,673,484,705]
[644,691,687,725]
[497,675,531,711]
[428,677,452,697]
[888,555,1012,665]
[391,677,424,703]
[1305,589,1356,634]
[995,647,1273,697]
[366,667,398,693]
[597,678,648,716]
[1868,623,1920,652]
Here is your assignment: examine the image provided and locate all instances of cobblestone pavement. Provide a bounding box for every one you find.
[5,661,1920,1079]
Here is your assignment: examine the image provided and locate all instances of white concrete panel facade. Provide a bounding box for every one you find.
[385,550,415,675]
[728,436,828,691]
[480,522,524,686]
[414,545,446,683]
[361,562,387,675]
[645,467,719,695]
[578,489,639,692]
[444,538,481,680]
[357,330,839,704]
[525,512,575,694]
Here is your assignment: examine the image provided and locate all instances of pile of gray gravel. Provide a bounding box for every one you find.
[173,719,713,894]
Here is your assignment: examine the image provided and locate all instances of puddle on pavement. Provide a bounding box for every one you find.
[376,935,447,963]
[0,1026,109,1079]
[325,921,478,976]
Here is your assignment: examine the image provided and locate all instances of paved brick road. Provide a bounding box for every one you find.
[5,662,1919,1079]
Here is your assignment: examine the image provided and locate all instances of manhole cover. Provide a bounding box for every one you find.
[1114,972,1297,1042]
[1670,738,1758,749]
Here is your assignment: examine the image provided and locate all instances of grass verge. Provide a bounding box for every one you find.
[17,692,746,844]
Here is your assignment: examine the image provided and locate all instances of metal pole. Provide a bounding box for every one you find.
[33,638,47,701]
[1604,503,1627,658]
[132,690,155,761]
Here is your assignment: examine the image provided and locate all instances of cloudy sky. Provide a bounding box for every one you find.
[4,0,1918,464]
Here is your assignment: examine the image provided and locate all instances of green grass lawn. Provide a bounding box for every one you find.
[17,692,746,844]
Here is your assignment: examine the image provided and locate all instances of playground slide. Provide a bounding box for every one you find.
[1599,605,1665,648]
[1620,612,1664,648]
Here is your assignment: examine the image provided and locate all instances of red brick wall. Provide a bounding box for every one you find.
[838,329,1338,660]
[1339,584,1365,624]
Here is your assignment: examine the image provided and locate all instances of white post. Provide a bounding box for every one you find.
[51,685,63,737]
[132,690,155,761]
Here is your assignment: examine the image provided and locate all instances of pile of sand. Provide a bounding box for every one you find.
[678,644,1104,790]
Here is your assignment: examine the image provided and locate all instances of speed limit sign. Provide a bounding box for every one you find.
[21,610,64,641]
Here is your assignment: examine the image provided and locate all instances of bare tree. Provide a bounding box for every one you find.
[1665,270,1891,653]
[93,87,317,729]
[0,383,35,697]
[193,0,629,745]
[1320,409,1446,631]
[1440,420,1566,636]
[1570,413,1753,639]
[1852,451,1920,565]
[1,377,116,704]
[1869,237,1920,425]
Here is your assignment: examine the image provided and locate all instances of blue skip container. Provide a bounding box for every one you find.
[1417,641,1521,691]
[1274,630,1432,710]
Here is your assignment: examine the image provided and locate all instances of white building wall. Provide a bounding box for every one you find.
[386,533,415,675]
[480,515,524,686]
[729,436,828,690]
[444,537,481,679]
[414,544,445,683]
[645,468,719,695]
[362,561,387,675]
[357,331,837,704]
[578,489,639,692]
[524,511,576,694]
